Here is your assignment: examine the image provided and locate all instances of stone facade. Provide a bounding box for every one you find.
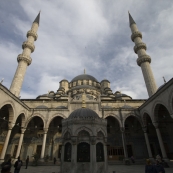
[0,12,173,167]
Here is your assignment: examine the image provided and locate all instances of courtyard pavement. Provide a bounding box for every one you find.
[9,165,173,173]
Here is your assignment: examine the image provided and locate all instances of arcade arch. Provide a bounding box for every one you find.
[47,116,64,160]
[154,104,173,159]
[124,116,146,159]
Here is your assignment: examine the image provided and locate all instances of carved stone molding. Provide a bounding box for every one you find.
[131,31,142,42]
[134,42,147,53]
[17,54,32,65]
[137,55,151,66]
[22,41,35,52]
[27,30,38,41]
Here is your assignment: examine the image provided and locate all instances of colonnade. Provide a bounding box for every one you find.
[0,116,170,163]
[0,127,58,163]
[120,123,169,162]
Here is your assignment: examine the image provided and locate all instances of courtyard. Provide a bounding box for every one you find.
[9,165,173,173]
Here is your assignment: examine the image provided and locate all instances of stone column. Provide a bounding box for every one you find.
[40,128,48,159]
[142,127,153,159]
[71,137,77,173]
[120,127,128,161]
[154,123,168,161]
[60,144,64,173]
[15,128,26,160]
[91,137,96,173]
[0,128,12,163]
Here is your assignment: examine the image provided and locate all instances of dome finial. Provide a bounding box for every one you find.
[84,68,86,74]
[163,76,166,84]
[82,91,86,108]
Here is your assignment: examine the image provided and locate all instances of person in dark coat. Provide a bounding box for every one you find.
[154,160,165,173]
[14,157,23,173]
[53,157,57,165]
[1,164,11,173]
[25,156,29,169]
[145,159,156,173]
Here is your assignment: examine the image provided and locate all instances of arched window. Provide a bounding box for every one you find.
[64,142,72,162]
[77,142,90,162]
[96,142,104,162]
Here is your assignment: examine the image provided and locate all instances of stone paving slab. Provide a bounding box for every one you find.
[9,165,173,173]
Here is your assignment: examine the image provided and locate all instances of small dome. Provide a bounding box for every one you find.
[69,108,99,119]
[71,74,98,82]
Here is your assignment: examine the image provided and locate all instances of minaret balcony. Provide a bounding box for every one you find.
[131,31,142,42]
[17,54,32,65]
[137,55,151,66]
[27,30,38,41]
[22,41,35,53]
[134,42,147,53]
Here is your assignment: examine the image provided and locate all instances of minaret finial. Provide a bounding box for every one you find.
[128,11,136,27]
[163,77,166,84]
[33,11,41,25]
[82,91,86,108]
[84,69,86,74]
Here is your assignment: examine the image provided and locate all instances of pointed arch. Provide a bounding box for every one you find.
[104,113,121,127]
[75,126,93,136]
[152,101,171,122]
[96,127,106,137]
[46,113,65,128]
[0,102,15,124]
[25,113,45,128]
[141,111,152,126]
[62,128,72,137]
[123,113,143,127]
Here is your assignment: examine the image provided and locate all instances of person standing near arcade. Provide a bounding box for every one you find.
[14,157,22,173]
[25,156,29,169]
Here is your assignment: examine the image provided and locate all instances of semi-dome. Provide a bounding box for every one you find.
[71,74,98,82]
[69,108,99,119]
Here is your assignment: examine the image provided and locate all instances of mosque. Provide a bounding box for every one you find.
[0,11,173,170]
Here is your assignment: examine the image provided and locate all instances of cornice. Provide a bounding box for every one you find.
[139,78,173,110]
[0,84,30,110]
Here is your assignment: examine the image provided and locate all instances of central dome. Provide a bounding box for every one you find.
[71,74,98,82]
[69,108,99,119]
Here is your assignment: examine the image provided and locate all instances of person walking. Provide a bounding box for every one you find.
[53,157,57,165]
[25,156,29,169]
[145,159,156,173]
[14,157,22,173]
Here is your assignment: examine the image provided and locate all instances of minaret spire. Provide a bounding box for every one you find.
[33,11,41,25]
[10,12,40,97]
[129,12,157,97]
[128,11,136,27]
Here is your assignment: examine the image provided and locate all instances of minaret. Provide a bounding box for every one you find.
[129,12,157,97]
[10,12,40,97]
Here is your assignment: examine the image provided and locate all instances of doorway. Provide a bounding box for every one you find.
[36,145,42,158]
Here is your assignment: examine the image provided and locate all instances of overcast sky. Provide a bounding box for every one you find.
[0,0,173,99]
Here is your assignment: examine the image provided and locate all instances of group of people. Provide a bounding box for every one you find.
[1,156,29,173]
[145,155,169,173]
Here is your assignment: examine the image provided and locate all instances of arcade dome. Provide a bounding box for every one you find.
[69,108,99,119]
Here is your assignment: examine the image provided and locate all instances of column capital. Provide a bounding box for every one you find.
[21,128,26,134]
[120,127,125,133]
[43,128,48,133]
[153,122,159,129]
[142,126,148,133]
